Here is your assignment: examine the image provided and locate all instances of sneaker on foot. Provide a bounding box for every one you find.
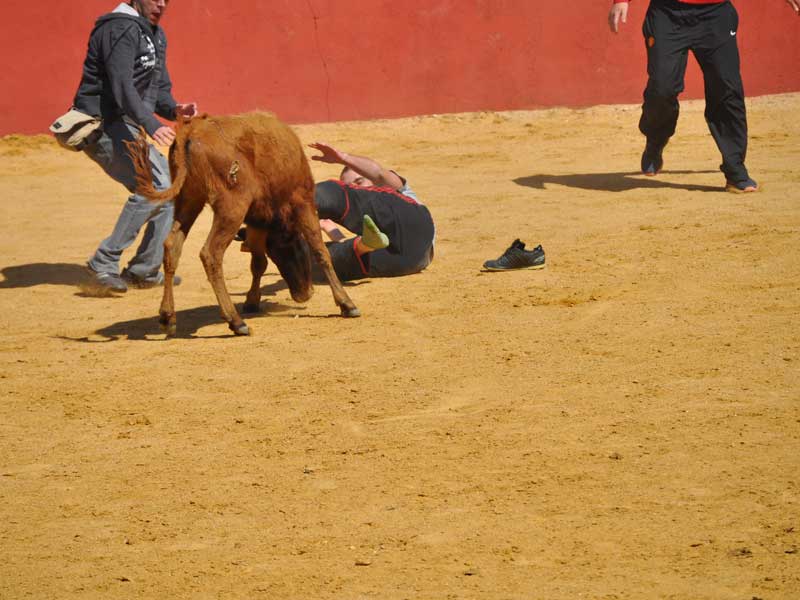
[641,139,667,176]
[361,215,389,250]
[725,177,758,193]
[483,239,545,271]
[87,267,128,292]
[121,268,182,289]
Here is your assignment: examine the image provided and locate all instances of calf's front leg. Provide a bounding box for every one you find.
[158,201,202,337]
[243,226,268,313]
[294,197,360,318]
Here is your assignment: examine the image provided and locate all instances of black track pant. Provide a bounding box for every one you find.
[641,0,749,182]
[315,180,435,282]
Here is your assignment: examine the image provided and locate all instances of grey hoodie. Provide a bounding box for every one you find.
[72,3,177,136]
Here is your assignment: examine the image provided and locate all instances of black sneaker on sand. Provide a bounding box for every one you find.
[641,139,667,176]
[725,177,758,193]
[483,239,545,271]
[121,268,181,289]
[86,267,128,292]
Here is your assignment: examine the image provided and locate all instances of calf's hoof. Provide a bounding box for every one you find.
[242,302,261,314]
[341,306,361,318]
[158,313,177,337]
[229,321,251,336]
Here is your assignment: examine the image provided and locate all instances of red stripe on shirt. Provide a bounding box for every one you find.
[340,184,351,220]
[353,237,369,275]
[353,183,420,205]
[332,179,420,206]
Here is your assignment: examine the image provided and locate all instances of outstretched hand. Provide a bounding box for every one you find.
[787,0,800,14]
[308,142,348,165]
[608,2,629,33]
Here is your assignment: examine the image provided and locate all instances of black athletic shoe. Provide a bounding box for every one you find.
[86,267,127,293]
[641,139,667,176]
[483,239,545,271]
[121,268,182,289]
[725,177,758,193]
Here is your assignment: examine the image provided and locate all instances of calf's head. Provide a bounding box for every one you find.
[266,231,313,303]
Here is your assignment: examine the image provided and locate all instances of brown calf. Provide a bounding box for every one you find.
[125,112,359,336]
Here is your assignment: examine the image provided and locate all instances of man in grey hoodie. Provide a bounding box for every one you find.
[74,0,197,292]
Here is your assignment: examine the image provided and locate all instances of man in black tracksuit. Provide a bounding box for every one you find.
[609,0,799,192]
[73,1,197,292]
[310,142,435,282]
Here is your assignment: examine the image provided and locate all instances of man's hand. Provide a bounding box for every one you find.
[152,126,175,146]
[787,0,800,15]
[309,143,403,190]
[309,142,348,165]
[176,102,198,118]
[320,219,346,242]
[609,2,629,33]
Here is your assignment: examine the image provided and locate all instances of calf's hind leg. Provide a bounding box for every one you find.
[200,202,252,335]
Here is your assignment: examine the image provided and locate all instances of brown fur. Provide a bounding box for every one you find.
[125,112,359,337]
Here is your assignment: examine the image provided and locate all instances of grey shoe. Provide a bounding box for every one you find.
[121,268,182,289]
[87,268,128,292]
[483,239,545,271]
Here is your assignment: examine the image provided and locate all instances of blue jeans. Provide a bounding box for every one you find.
[84,119,174,279]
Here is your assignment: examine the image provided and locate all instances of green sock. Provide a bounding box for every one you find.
[361,215,389,250]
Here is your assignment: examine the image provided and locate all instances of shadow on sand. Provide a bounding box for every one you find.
[0,262,89,289]
[514,170,722,193]
[58,279,363,342]
[57,302,311,342]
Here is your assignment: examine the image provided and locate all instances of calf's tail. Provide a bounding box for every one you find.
[124,125,189,202]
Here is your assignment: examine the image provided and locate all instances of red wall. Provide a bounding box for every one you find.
[4,0,799,135]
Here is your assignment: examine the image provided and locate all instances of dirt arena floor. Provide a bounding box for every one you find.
[1,94,798,599]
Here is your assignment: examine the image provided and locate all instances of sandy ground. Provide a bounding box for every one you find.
[1,94,799,600]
